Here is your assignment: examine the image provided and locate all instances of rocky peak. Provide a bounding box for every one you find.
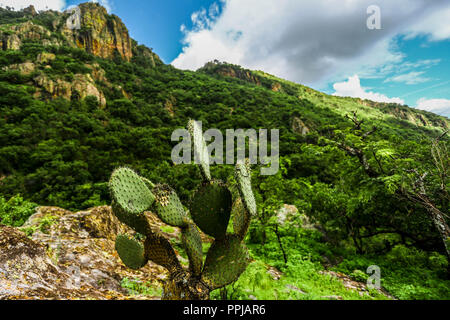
[23,5,37,17]
[61,2,133,61]
[199,61,263,86]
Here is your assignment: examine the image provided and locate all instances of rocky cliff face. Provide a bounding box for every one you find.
[61,3,133,61]
[0,3,134,61]
[0,3,154,106]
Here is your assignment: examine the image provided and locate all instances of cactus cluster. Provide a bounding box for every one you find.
[108,120,256,300]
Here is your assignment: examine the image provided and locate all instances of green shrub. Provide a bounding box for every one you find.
[0,194,37,227]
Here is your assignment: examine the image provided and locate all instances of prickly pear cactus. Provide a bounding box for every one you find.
[189,180,232,239]
[108,120,257,300]
[115,234,147,270]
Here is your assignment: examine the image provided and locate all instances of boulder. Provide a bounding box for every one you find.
[0,206,181,300]
[292,117,310,135]
[0,225,104,299]
[276,204,316,229]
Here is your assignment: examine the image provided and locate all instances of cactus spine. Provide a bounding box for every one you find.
[109,120,256,300]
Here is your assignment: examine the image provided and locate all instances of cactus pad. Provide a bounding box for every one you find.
[201,235,250,290]
[115,234,148,270]
[235,162,257,217]
[144,233,182,274]
[190,181,232,239]
[232,197,251,240]
[109,167,155,215]
[111,201,151,235]
[181,223,203,276]
[153,184,189,228]
[188,120,211,181]
[141,176,156,189]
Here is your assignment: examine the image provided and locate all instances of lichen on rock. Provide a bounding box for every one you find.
[0,206,181,300]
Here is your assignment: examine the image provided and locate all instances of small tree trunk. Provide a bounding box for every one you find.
[274,225,288,264]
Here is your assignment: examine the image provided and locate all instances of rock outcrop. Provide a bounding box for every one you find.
[0,225,105,299]
[61,3,133,61]
[276,204,315,229]
[33,72,107,106]
[1,21,61,50]
[199,61,262,86]
[0,3,134,62]
[291,117,310,135]
[0,206,188,300]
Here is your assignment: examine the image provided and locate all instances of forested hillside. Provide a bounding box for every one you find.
[0,3,448,300]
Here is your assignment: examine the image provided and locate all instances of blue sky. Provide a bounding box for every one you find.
[4,0,450,117]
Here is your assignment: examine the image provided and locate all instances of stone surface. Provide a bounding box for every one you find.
[292,117,310,136]
[276,204,315,229]
[0,206,189,300]
[0,225,105,300]
[3,62,36,75]
[33,73,106,106]
[61,3,133,61]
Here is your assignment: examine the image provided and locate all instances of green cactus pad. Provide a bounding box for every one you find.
[109,167,155,215]
[111,201,151,236]
[188,120,211,181]
[144,233,182,274]
[181,223,203,276]
[201,235,250,290]
[235,162,257,217]
[141,176,156,190]
[115,234,148,270]
[232,197,251,240]
[189,180,232,239]
[153,184,189,228]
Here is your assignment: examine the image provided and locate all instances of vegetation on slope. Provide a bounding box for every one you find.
[0,5,448,300]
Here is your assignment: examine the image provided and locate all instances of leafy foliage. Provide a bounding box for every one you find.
[0,195,37,227]
[0,8,448,300]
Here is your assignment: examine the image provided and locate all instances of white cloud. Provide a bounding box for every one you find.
[405,7,450,41]
[416,98,450,117]
[0,0,65,11]
[172,0,450,88]
[333,75,404,104]
[384,71,432,85]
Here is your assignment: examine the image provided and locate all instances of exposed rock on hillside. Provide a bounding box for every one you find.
[276,204,316,230]
[355,98,449,128]
[3,61,36,75]
[61,3,133,61]
[291,117,310,135]
[0,3,162,65]
[200,61,262,86]
[1,21,61,50]
[33,73,107,106]
[0,206,185,300]
[0,225,106,299]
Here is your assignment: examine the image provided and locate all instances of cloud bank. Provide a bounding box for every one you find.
[333,75,404,104]
[416,98,450,118]
[172,0,450,88]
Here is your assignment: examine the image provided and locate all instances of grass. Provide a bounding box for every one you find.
[210,228,449,300]
[120,277,162,297]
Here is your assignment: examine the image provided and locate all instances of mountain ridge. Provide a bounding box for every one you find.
[0,3,447,130]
